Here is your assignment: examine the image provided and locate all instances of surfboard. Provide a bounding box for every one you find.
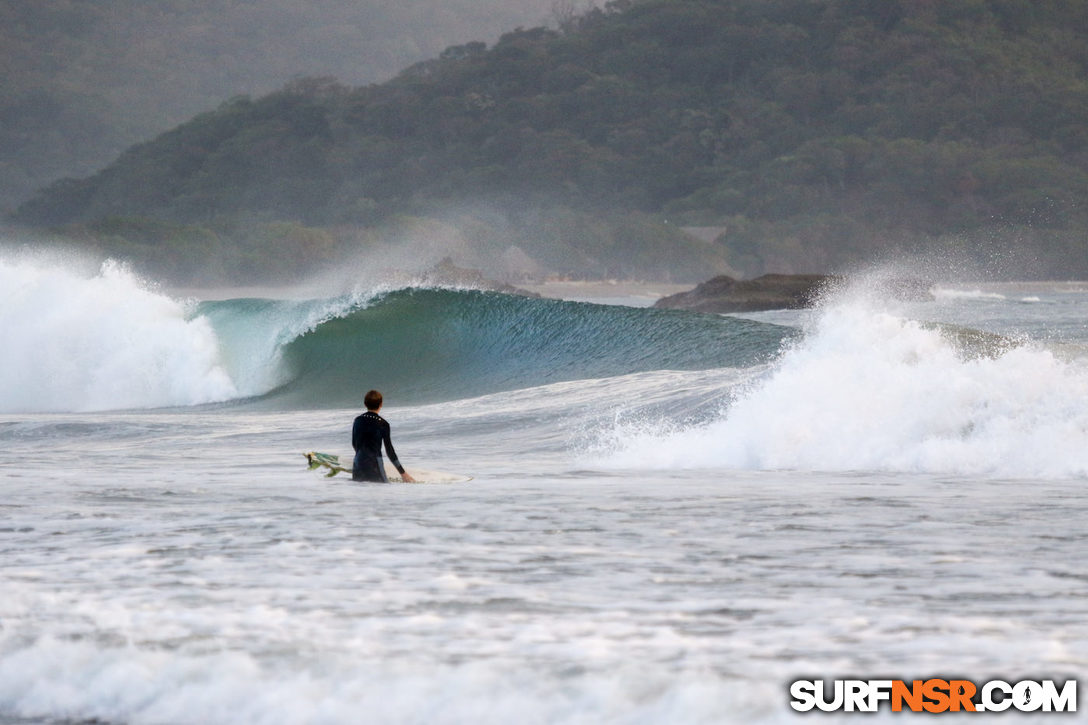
[304,452,471,483]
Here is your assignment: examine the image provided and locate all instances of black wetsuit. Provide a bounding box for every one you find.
[351,410,406,482]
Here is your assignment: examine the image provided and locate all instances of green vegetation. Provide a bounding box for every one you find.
[11,0,1088,281]
[0,0,553,212]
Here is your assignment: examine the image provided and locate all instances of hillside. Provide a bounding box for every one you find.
[11,0,1088,282]
[0,0,554,212]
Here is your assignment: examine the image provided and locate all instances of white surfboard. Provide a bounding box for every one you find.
[388,468,472,484]
[304,452,471,483]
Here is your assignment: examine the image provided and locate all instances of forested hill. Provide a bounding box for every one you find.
[0,0,553,212]
[13,0,1088,281]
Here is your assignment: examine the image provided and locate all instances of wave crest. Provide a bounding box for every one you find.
[0,259,236,412]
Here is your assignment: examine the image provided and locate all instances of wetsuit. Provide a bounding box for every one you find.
[351,410,406,482]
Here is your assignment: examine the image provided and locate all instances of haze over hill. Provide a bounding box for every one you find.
[9,0,1088,283]
[0,0,557,212]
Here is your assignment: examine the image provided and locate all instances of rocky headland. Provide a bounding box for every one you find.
[653,273,934,313]
[653,274,838,313]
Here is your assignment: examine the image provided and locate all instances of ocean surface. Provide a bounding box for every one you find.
[1,257,1086,723]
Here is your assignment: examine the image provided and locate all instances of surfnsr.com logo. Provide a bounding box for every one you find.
[789,679,1077,713]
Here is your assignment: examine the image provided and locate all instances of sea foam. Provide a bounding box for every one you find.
[602,287,1088,479]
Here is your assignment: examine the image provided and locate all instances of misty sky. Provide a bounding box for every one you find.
[0,0,567,207]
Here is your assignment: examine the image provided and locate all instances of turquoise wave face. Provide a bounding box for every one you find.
[199,288,795,409]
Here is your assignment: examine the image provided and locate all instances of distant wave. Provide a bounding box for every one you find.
[932,287,1007,300]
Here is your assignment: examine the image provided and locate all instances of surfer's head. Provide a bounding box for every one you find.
[365,389,383,411]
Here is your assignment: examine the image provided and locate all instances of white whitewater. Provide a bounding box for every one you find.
[0,259,236,412]
[603,285,1088,478]
[0,259,1084,724]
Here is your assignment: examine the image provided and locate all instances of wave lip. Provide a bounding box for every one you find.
[195,288,385,400]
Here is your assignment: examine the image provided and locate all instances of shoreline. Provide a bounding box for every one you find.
[165,278,1088,303]
[521,280,692,303]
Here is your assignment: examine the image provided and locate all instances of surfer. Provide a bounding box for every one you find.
[352,390,415,483]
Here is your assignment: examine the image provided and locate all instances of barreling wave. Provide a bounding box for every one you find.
[201,288,794,409]
[0,257,793,412]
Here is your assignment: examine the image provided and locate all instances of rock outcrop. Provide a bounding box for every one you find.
[654,273,935,313]
[653,274,838,313]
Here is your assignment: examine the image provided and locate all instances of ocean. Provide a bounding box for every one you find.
[1,256,1085,723]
